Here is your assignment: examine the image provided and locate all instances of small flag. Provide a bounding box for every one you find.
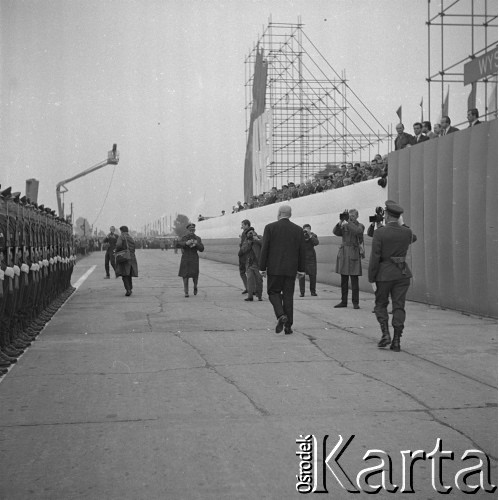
[419,96,424,122]
[467,82,477,111]
[396,106,402,122]
[442,85,449,118]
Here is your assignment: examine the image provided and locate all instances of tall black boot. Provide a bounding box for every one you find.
[377,321,391,348]
[390,328,402,352]
[334,275,349,307]
[183,278,189,297]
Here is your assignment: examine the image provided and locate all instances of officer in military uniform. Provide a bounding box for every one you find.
[368,202,417,352]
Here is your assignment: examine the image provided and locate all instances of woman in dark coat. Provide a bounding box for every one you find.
[333,209,365,309]
[115,225,138,296]
[176,223,204,297]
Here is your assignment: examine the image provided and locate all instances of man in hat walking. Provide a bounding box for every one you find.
[368,202,417,352]
[259,205,306,335]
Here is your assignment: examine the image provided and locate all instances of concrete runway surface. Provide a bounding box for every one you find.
[0,249,496,499]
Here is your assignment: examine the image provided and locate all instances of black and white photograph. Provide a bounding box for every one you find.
[0,0,497,498]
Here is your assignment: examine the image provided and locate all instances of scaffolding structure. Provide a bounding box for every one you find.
[244,19,391,190]
[427,0,498,126]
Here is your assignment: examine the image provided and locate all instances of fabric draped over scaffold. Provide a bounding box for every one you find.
[252,110,272,195]
[244,46,268,202]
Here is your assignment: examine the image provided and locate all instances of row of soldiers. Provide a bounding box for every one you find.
[0,187,76,375]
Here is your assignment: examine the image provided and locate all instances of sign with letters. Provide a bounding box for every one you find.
[464,46,498,85]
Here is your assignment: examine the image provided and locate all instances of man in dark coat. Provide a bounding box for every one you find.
[368,203,417,352]
[440,116,459,135]
[394,123,414,150]
[176,223,204,297]
[115,226,138,297]
[333,209,365,309]
[299,224,319,297]
[103,225,119,278]
[259,205,306,335]
[238,219,251,294]
[240,227,263,301]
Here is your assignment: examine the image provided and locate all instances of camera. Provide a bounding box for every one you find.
[339,210,349,222]
[303,230,310,240]
[369,206,385,223]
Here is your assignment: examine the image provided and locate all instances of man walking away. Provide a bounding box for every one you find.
[259,205,306,335]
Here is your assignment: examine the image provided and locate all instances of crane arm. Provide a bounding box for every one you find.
[57,144,119,218]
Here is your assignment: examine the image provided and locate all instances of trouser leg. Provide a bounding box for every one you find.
[309,273,317,294]
[351,275,359,305]
[104,252,110,276]
[281,276,296,326]
[374,281,391,326]
[298,275,305,295]
[239,262,248,290]
[340,274,349,304]
[389,278,411,331]
[267,275,284,319]
[183,277,189,295]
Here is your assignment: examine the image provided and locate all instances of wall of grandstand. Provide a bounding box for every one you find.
[196,179,387,295]
[389,119,497,318]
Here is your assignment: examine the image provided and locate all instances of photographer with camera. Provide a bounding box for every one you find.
[333,209,365,309]
[367,206,385,237]
[238,219,252,294]
[176,223,204,297]
[239,227,263,301]
[299,224,319,297]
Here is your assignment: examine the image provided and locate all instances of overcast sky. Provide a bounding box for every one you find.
[0,0,493,234]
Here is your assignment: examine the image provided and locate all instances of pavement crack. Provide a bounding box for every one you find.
[173,332,270,416]
[300,330,496,459]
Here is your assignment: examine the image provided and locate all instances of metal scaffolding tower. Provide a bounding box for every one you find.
[245,18,391,190]
[427,0,498,126]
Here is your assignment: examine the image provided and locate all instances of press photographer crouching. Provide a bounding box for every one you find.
[299,224,319,297]
[333,209,365,309]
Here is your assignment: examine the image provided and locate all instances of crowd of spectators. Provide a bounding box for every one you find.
[229,155,388,213]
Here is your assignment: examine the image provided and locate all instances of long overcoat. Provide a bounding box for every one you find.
[333,220,365,276]
[177,234,204,278]
[115,233,138,277]
[303,233,319,275]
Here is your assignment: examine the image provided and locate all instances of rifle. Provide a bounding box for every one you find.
[4,196,14,294]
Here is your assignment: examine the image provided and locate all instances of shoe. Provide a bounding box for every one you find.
[275,315,288,333]
[284,326,293,335]
[311,292,317,296]
[184,293,189,298]
[194,288,198,296]
[125,290,131,296]
[104,276,110,279]
[242,290,248,294]
[334,302,347,308]
[299,293,304,297]
[244,297,253,302]
[258,296,263,301]
[353,304,360,309]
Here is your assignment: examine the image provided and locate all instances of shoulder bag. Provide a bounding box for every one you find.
[115,236,131,264]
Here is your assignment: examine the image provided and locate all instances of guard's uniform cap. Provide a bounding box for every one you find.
[186,223,196,230]
[385,202,404,218]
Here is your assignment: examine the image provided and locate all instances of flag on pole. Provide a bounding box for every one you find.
[396,105,402,122]
[419,97,424,122]
[442,85,449,118]
[467,82,477,111]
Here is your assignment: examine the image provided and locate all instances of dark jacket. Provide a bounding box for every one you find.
[240,235,262,269]
[259,218,306,276]
[115,233,138,277]
[177,234,204,278]
[368,222,417,282]
[413,134,429,145]
[333,220,365,276]
[103,232,119,253]
[394,132,414,150]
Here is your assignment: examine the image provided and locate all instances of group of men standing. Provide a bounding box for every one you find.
[239,201,416,352]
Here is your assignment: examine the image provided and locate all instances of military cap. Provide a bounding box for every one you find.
[288,182,295,187]
[1,187,12,198]
[385,202,404,218]
[186,223,195,229]
[20,196,27,204]
[12,192,21,201]
[282,184,288,189]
